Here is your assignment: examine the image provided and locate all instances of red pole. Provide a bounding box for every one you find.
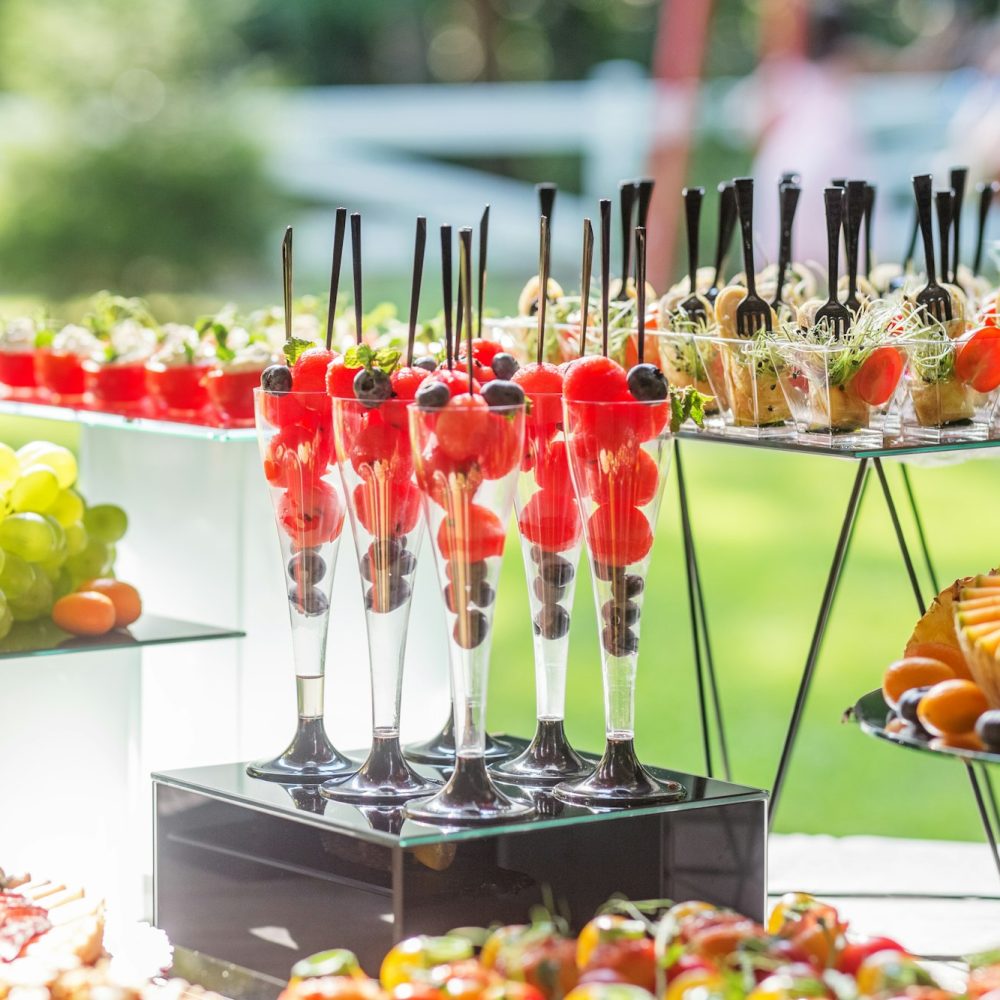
[646,0,714,290]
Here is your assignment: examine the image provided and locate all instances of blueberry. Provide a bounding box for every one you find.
[535,604,570,640]
[413,356,439,373]
[365,578,411,612]
[594,562,625,583]
[262,364,293,395]
[354,368,392,407]
[602,624,638,657]
[415,379,450,409]
[454,610,488,649]
[627,363,668,402]
[361,546,415,582]
[482,379,525,408]
[534,576,565,603]
[289,586,329,617]
[446,560,487,588]
[602,599,639,629]
[491,353,520,380]
[288,549,326,586]
[975,710,1000,751]
[538,553,574,587]
[611,573,644,601]
[368,537,403,564]
[897,686,931,726]
[473,581,495,607]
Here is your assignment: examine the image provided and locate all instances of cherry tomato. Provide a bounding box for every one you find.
[586,505,652,567]
[518,488,581,551]
[852,346,905,406]
[479,412,523,480]
[437,503,506,562]
[353,479,421,536]
[437,395,493,462]
[581,939,655,992]
[837,937,905,976]
[955,325,1000,392]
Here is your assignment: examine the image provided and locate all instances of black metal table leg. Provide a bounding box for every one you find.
[770,459,870,828]
[899,463,940,594]
[675,439,713,778]
[967,763,1000,878]
[874,458,927,616]
[983,764,1000,836]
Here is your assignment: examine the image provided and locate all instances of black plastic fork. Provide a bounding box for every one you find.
[912,174,952,324]
[815,186,850,338]
[771,181,801,309]
[733,177,771,337]
[681,186,706,324]
[706,182,736,305]
[949,167,968,283]
[936,188,953,286]
[843,180,866,314]
[973,180,998,277]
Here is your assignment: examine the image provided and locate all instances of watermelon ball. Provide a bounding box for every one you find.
[587,446,659,508]
[586,504,652,567]
[433,367,482,397]
[513,361,564,426]
[436,395,492,462]
[563,355,630,402]
[518,488,581,552]
[390,366,431,401]
[294,348,337,394]
[437,503,507,562]
[326,355,362,398]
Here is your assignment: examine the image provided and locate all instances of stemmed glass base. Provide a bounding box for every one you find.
[320,731,441,804]
[553,736,685,807]
[246,716,354,785]
[490,718,593,786]
[406,714,512,765]
[404,754,534,826]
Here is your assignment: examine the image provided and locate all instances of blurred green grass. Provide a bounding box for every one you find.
[487,445,1000,840]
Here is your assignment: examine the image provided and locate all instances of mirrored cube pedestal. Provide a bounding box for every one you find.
[153,752,767,978]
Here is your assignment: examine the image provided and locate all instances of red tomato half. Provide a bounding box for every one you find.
[836,937,906,976]
[851,346,905,406]
[955,325,1000,393]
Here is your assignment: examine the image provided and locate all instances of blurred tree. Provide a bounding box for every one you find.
[0,0,278,297]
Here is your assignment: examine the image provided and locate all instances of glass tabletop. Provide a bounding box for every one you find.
[0,613,243,659]
[153,750,768,848]
[0,398,256,442]
[853,688,1000,766]
[677,428,1000,462]
[168,946,284,1000]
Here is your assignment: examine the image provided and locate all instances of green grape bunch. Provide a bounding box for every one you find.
[0,440,129,638]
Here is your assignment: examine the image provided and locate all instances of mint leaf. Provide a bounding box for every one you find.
[182,340,196,365]
[668,386,713,433]
[282,337,313,365]
[373,347,401,373]
[214,326,235,363]
[344,344,374,369]
[34,329,54,349]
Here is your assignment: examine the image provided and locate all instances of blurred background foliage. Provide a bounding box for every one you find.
[0,0,995,299]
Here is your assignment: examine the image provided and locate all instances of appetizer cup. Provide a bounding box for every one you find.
[554,396,685,806]
[0,350,38,396]
[248,388,353,783]
[320,396,441,804]
[491,391,592,786]
[693,334,792,438]
[653,328,725,426]
[206,366,266,426]
[35,350,87,402]
[770,341,905,449]
[404,400,534,825]
[82,358,149,411]
[901,335,1000,442]
[146,361,212,416]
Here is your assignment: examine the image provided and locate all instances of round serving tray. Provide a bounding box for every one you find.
[852,688,1000,766]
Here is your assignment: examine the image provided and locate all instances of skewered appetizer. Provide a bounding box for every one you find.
[277,893,996,1000]
[771,303,905,437]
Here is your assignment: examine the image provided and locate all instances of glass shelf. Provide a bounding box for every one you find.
[0,398,256,442]
[677,427,1000,462]
[153,745,768,849]
[0,613,244,660]
[853,688,1000,766]
[169,946,285,1000]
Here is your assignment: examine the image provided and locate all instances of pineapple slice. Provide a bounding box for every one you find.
[954,574,1000,709]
